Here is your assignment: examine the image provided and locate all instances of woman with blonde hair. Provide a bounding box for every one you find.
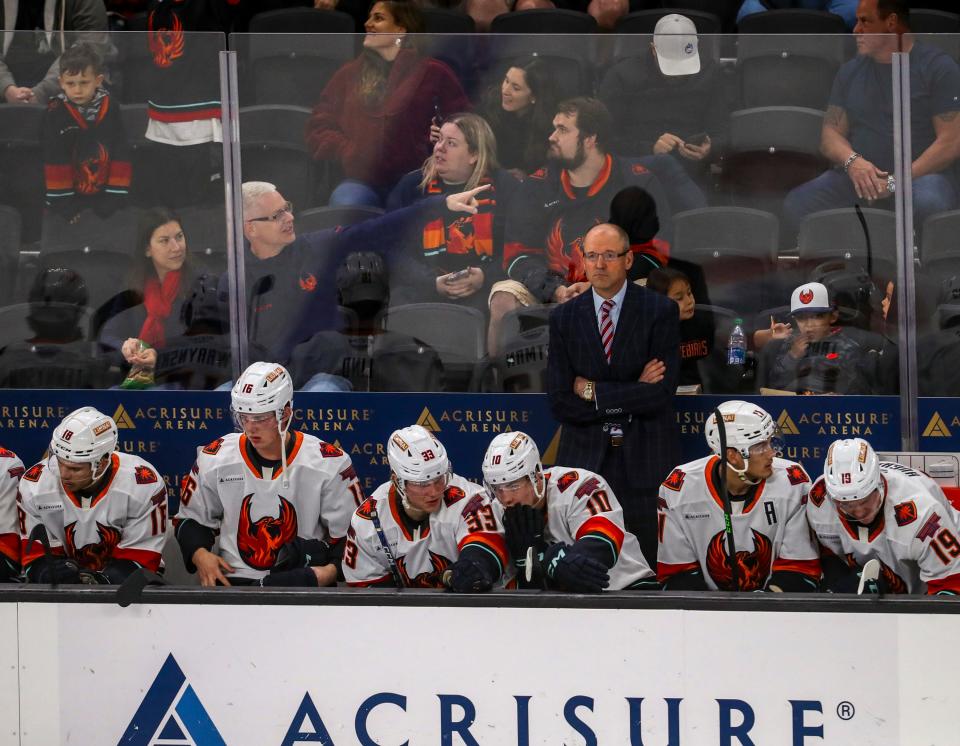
[387,111,521,313]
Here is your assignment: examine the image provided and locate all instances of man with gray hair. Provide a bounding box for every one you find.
[240,180,489,362]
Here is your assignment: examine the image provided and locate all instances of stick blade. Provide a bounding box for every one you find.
[858,559,881,595]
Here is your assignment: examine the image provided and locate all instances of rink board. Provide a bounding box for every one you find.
[3,600,960,745]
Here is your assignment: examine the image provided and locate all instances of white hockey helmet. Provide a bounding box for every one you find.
[50,407,117,480]
[231,362,293,422]
[705,400,779,459]
[387,425,450,502]
[823,438,884,502]
[482,431,545,502]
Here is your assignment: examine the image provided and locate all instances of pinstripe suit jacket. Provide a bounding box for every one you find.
[547,282,681,489]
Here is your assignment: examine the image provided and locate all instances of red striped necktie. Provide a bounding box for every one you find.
[600,298,615,362]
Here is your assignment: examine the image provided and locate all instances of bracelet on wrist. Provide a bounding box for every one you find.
[842,152,861,173]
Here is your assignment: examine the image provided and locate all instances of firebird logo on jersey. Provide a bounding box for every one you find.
[319,443,343,458]
[894,500,918,526]
[786,465,809,485]
[398,551,451,589]
[237,495,298,570]
[64,521,121,571]
[202,438,223,455]
[446,217,476,255]
[299,273,318,292]
[662,468,686,492]
[134,466,158,485]
[630,163,649,176]
[443,486,466,507]
[556,471,580,492]
[22,464,43,482]
[148,10,184,68]
[705,528,773,592]
[355,498,377,521]
[808,480,827,508]
[75,144,109,195]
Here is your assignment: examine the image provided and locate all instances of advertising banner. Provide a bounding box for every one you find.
[11,601,960,745]
[0,392,901,513]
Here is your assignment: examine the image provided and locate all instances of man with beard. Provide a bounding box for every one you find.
[657,401,820,592]
[491,97,675,318]
[175,361,363,587]
[18,407,166,584]
[343,425,508,591]
[807,437,960,595]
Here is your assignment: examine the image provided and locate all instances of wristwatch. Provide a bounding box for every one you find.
[886,175,896,194]
[581,380,595,401]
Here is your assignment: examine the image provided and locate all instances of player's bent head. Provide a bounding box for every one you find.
[387,425,451,513]
[50,406,118,488]
[824,438,884,522]
[482,431,545,507]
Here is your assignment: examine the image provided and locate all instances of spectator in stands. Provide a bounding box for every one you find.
[389,113,522,328]
[479,58,558,177]
[646,267,711,388]
[598,14,727,191]
[41,43,130,223]
[489,98,675,330]
[240,179,493,363]
[0,445,23,582]
[784,0,960,236]
[305,1,470,207]
[759,281,884,394]
[98,209,194,374]
[0,267,113,389]
[737,0,857,30]
[0,0,108,105]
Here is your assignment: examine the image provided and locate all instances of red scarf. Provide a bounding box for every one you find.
[139,271,182,349]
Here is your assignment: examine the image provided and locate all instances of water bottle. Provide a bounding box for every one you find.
[727,318,747,366]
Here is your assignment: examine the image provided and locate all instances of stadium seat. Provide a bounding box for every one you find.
[909,10,960,58]
[40,206,144,256]
[35,250,134,316]
[797,208,897,285]
[0,205,21,301]
[421,7,477,33]
[241,9,357,107]
[737,8,847,34]
[239,105,318,211]
[296,205,384,234]
[0,303,93,350]
[493,305,553,393]
[178,206,228,262]
[921,210,960,275]
[0,105,44,244]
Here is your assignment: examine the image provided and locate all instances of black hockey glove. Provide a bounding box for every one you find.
[543,543,609,593]
[503,504,545,587]
[262,568,320,587]
[273,537,331,571]
[447,555,495,593]
[28,556,82,584]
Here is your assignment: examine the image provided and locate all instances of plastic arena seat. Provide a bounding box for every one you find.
[494,305,553,393]
[239,105,318,211]
[737,8,847,34]
[0,105,44,243]
[797,207,897,284]
[0,205,21,300]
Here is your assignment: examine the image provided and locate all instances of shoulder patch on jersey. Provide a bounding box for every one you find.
[0,447,15,458]
[444,486,466,507]
[786,465,809,485]
[809,479,827,508]
[134,465,158,485]
[7,466,23,479]
[355,498,377,521]
[22,463,43,482]
[662,468,686,492]
[574,476,602,499]
[320,442,344,458]
[631,163,649,175]
[529,167,546,180]
[202,438,224,455]
[894,500,918,527]
[556,471,579,492]
[461,493,485,518]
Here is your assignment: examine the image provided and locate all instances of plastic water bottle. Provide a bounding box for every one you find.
[727,319,747,366]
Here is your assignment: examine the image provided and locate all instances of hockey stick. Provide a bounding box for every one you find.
[369,505,405,589]
[857,558,881,596]
[714,407,740,592]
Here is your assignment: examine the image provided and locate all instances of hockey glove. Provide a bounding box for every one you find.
[28,557,82,584]
[542,543,610,593]
[503,504,545,586]
[830,568,888,595]
[262,568,320,587]
[447,555,495,593]
[273,537,331,571]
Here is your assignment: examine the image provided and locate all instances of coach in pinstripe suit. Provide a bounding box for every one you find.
[547,223,681,564]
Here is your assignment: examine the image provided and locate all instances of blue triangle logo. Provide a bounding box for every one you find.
[118,654,226,746]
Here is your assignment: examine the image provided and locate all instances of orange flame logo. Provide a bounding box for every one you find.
[64,521,121,571]
[237,494,298,570]
[705,528,773,591]
[148,11,185,68]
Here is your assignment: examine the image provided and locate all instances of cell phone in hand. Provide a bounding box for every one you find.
[444,267,472,284]
[685,132,709,147]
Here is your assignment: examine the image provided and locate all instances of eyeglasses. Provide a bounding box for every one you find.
[582,249,630,263]
[246,201,294,223]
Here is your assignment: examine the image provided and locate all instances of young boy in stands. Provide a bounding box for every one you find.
[41,42,130,223]
[761,281,881,395]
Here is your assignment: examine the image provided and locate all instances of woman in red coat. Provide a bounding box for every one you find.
[305,0,470,207]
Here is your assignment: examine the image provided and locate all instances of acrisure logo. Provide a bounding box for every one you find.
[118,653,225,745]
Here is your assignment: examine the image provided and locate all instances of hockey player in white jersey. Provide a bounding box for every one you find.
[176,362,363,587]
[343,425,508,591]
[18,407,167,584]
[0,446,24,582]
[807,438,960,595]
[657,401,820,592]
[482,431,657,592]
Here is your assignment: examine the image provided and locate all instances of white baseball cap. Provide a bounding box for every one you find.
[653,14,701,76]
[791,282,832,315]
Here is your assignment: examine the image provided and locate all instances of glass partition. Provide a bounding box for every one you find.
[0,30,229,391]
